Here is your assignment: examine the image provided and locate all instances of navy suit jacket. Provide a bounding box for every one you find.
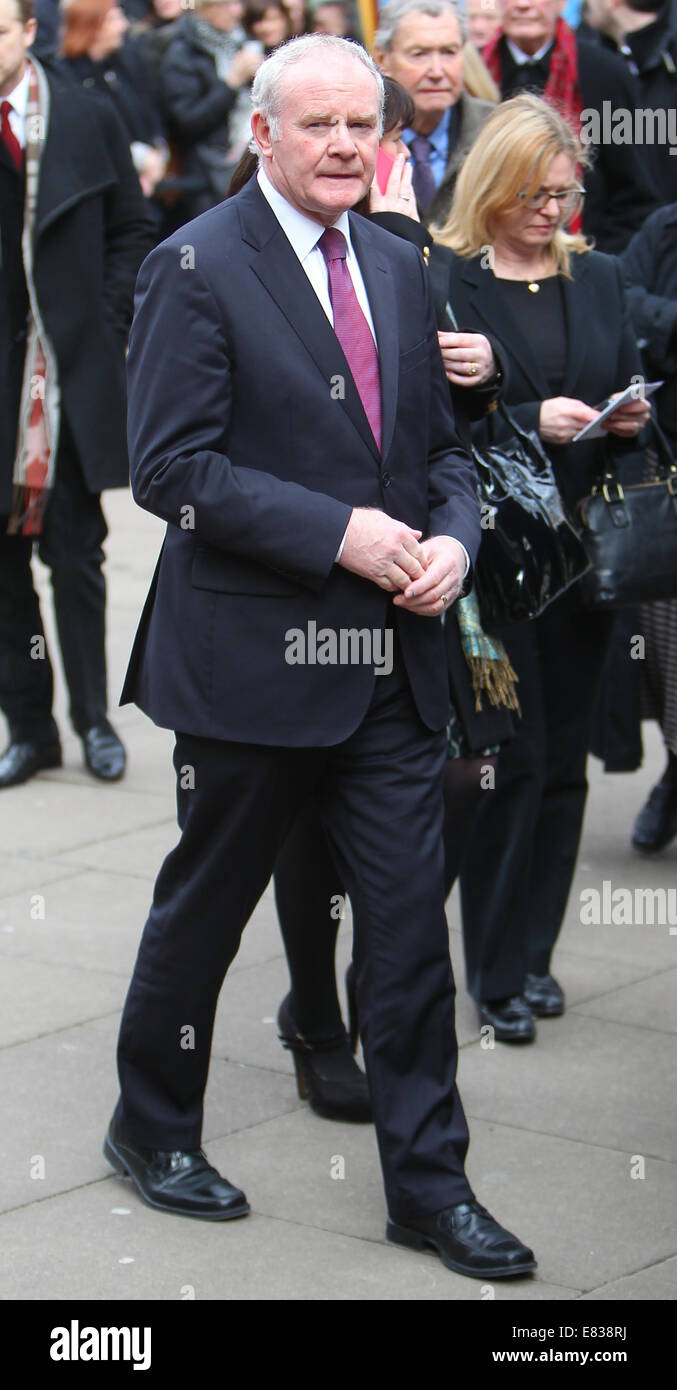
[121,177,481,744]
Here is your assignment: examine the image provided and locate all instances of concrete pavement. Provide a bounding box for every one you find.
[0,487,675,1301]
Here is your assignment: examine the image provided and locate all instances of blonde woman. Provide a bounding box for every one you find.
[431,94,650,1041]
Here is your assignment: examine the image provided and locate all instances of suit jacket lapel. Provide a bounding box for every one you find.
[560,255,592,399]
[237,180,382,463]
[455,256,551,402]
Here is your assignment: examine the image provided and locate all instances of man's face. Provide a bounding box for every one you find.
[374,12,464,130]
[252,54,381,225]
[0,0,35,96]
[582,0,616,36]
[312,4,349,35]
[200,0,243,32]
[499,0,564,53]
[466,0,501,49]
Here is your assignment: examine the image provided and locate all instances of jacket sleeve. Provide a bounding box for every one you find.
[126,241,351,593]
[620,215,677,372]
[94,101,157,342]
[163,41,236,140]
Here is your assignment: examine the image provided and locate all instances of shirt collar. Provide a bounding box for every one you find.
[505,37,554,65]
[3,67,30,117]
[403,106,450,159]
[257,166,353,262]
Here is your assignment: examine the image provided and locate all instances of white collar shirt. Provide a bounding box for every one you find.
[1,68,30,150]
[257,167,377,342]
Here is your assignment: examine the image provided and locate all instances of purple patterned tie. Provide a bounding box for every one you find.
[318,227,382,451]
[408,134,436,210]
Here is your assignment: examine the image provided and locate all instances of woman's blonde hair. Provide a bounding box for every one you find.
[461,41,499,103]
[432,93,591,275]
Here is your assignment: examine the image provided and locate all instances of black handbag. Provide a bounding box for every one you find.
[577,416,677,609]
[472,403,590,628]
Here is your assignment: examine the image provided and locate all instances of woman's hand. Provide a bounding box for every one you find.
[601,395,651,437]
[369,152,419,220]
[539,397,600,444]
[138,146,167,198]
[437,332,496,387]
[226,46,263,89]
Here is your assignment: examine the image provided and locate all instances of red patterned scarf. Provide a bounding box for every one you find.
[8,58,59,537]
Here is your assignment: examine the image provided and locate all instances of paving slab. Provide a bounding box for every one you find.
[0,1182,573,1301]
[206,1111,676,1293]
[573,967,677,1034]
[0,1016,301,1214]
[2,781,173,861]
[580,1256,677,1301]
[0,957,126,1048]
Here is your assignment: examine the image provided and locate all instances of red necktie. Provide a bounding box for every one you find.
[318,228,381,451]
[1,100,22,171]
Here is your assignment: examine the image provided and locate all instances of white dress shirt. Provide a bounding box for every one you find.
[257,167,377,342]
[505,38,554,66]
[1,69,30,150]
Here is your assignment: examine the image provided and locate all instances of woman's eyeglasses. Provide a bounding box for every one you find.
[518,185,585,218]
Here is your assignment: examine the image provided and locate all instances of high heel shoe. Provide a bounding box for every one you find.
[345,962,359,1053]
[277,993,372,1123]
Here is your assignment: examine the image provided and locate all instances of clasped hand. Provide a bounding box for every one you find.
[338,507,465,616]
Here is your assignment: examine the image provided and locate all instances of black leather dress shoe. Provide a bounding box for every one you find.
[103,1121,249,1220]
[278,994,372,1123]
[524,972,565,1017]
[632,780,677,854]
[0,739,61,789]
[387,1199,537,1279]
[81,720,126,781]
[478,995,536,1043]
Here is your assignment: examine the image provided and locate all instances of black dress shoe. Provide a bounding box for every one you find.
[277,994,372,1123]
[524,972,565,1017]
[81,720,126,781]
[387,1199,537,1279]
[478,995,536,1043]
[0,739,61,789]
[632,780,677,854]
[103,1121,249,1221]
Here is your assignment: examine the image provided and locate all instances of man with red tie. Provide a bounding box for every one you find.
[106,33,536,1280]
[0,0,154,787]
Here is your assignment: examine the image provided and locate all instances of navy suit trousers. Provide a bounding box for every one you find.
[115,643,472,1221]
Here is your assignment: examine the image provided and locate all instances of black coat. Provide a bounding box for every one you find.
[57,43,166,147]
[581,4,677,206]
[495,34,658,253]
[620,203,677,381]
[0,62,156,511]
[443,248,644,513]
[162,15,239,210]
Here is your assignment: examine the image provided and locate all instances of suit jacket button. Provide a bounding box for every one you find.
[382,471,391,487]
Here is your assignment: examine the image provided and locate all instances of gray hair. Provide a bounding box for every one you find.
[374,0,466,51]
[250,34,385,145]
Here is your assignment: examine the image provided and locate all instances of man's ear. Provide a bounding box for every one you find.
[25,17,37,50]
[251,110,273,159]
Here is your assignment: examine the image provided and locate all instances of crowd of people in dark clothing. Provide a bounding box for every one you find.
[2,0,677,1080]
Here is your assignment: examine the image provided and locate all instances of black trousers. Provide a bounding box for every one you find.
[0,422,108,740]
[115,649,473,1221]
[460,588,613,1002]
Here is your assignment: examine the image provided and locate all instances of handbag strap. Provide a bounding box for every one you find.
[596,407,677,495]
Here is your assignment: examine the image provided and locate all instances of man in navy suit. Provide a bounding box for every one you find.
[104,33,536,1280]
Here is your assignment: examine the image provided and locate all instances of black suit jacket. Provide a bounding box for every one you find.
[121,177,481,745]
[444,248,644,511]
